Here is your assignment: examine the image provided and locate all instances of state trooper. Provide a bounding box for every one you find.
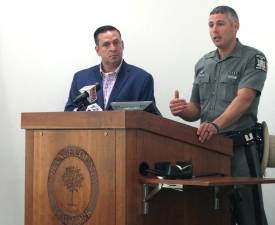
[169,5,268,225]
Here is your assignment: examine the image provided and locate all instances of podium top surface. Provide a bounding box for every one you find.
[21,111,232,156]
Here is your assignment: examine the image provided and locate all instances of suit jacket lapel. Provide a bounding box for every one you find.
[106,61,130,109]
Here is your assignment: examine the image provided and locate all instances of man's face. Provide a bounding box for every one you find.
[95,30,124,69]
[208,13,239,50]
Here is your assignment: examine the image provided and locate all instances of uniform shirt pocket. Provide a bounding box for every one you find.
[219,75,238,102]
[196,73,210,103]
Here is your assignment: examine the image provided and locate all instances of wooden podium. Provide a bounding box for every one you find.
[21,111,274,225]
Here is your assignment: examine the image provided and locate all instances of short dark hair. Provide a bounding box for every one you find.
[94,25,121,45]
[210,6,239,22]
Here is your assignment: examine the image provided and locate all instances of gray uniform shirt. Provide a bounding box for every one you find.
[190,40,267,133]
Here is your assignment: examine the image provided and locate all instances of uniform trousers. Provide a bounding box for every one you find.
[231,144,268,225]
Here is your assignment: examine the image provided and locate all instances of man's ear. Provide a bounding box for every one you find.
[95,45,100,56]
[234,21,240,31]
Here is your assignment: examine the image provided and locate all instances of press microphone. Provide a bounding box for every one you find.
[73,82,101,106]
[86,103,103,111]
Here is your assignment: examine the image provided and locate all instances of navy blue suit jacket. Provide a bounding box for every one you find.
[65,61,159,113]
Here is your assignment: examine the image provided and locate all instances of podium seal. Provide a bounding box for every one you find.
[48,146,98,225]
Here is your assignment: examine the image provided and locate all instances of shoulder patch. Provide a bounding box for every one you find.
[255,54,267,72]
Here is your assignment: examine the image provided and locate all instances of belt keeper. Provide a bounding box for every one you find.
[208,122,220,133]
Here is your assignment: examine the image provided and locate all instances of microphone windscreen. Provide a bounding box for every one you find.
[79,84,99,103]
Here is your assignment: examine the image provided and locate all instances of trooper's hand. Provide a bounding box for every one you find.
[169,90,187,116]
[197,122,219,143]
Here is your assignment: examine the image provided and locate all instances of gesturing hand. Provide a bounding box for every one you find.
[169,90,187,116]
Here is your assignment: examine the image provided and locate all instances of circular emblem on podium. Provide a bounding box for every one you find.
[48,146,98,225]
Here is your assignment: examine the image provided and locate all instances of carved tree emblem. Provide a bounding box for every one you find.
[48,146,98,225]
[62,166,84,206]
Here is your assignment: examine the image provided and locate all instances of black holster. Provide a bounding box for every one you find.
[222,123,264,162]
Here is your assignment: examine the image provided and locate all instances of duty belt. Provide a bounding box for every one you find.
[222,123,264,160]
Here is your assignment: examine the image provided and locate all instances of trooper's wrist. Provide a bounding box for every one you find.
[208,122,220,133]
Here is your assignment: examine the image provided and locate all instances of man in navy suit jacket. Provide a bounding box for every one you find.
[65,25,159,114]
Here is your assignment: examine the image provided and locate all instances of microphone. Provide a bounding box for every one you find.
[86,103,103,111]
[73,82,101,106]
